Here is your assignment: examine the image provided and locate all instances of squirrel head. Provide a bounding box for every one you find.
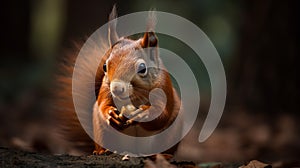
[103,31,162,102]
[97,6,163,103]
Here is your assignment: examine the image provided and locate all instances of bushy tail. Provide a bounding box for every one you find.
[52,36,109,155]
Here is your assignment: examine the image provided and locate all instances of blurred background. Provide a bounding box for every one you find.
[0,0,299,163]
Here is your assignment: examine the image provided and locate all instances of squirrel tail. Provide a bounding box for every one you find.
[51,6,119,155]
[52,37,109,155]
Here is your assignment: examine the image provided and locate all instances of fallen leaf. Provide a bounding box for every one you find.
[121,154,129,161]
[239,160,271,168]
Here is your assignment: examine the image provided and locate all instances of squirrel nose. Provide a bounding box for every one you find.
[110,81,125,96]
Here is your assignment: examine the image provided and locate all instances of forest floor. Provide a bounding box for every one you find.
[1,110,300,168]
[0,147,247,168]
[2,147,298,168]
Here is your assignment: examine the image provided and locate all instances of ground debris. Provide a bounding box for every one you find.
[144,154,177,168]
[239,160,271,168]
[122,154,130,161]
[0,147,143,168]
[2,147,297,168]
[198,162,222,168]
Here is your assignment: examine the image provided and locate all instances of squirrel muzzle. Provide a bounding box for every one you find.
[110,80,131,100]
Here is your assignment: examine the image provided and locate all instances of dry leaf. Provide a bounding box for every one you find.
[121,154,129,161]
[239,160,271,168]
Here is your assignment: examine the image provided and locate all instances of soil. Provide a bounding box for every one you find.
[0,147,247,168]
[0,147,144,168]
[2,147,299,168]
[0,147,198,168]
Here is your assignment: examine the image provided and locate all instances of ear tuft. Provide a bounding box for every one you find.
[108,5,119,47]
[146,10,157,32]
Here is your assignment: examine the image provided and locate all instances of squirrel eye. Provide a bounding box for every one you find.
[103,63,107,72]
[137,63,147,76]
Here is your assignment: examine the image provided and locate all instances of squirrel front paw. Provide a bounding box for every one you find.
[105,106,129,130]
[124,105,151,124]
[105,105,151,129]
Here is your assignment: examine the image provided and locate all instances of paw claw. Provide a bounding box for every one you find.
[93,150,104,155]
[126,120,133,125]
[106,116,111,125]
[93,149,111,155]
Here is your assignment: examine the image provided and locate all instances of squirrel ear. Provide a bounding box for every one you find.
[141,32,158,48]
[108,5,119,47]
[141,32,158,62]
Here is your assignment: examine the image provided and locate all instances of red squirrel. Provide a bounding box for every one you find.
[55,6,182,156]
